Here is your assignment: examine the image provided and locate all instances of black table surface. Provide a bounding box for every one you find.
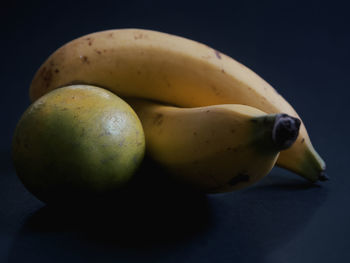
[2,1,349,262]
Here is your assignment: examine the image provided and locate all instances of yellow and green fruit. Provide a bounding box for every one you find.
[12,85,145,203]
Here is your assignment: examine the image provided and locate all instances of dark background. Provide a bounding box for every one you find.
[1,0,349,262]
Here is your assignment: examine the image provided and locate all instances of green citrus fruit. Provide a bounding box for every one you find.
[12,85,145,204]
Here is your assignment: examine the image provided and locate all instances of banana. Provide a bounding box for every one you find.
[125,98,301,192]
[29,28,326,182]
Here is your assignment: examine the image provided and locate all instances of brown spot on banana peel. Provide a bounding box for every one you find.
[214,50,222,59]
[39,66,53,89]
[134,32,148,40]
[80,55,90,64]
[94,49,102,55]
[84,37,94,46]
[153,113,163,125]
[211,85,221,95]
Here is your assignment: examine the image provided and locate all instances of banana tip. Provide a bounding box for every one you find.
[318,171,329,182]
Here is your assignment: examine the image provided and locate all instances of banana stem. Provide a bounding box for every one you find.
[272,114,301,151]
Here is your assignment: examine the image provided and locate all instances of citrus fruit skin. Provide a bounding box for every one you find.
[12,85,145,204]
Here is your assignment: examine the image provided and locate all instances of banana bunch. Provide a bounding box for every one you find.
[29,28,327,191]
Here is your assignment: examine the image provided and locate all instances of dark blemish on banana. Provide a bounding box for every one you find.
[54,69,59,73]
[301,138,305,143]
[108,33,113,38]
[134,33,143,40]
[230,129,235,133]
[94,49,102,55]
[137,70,142,75]
[228,173,250,186]
[40,66,53,89]
[206,110,210,113]
[40,66,47,75]
[134,33,149,40]
[193,132,197,136]
[211,85,220,95]
[103,49,107,53]
[205,140,210,144]
[80,55,90,64]
[221,69,225,74]
[153,113,163,125]
[215,50,222,59]
[84,37,93,46]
